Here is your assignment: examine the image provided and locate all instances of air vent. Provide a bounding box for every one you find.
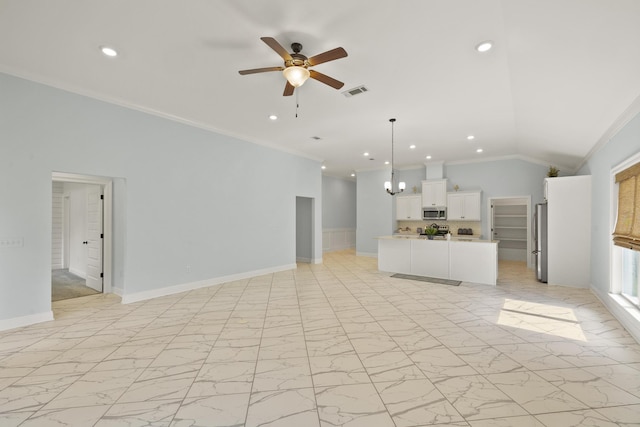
[342,85,369,98]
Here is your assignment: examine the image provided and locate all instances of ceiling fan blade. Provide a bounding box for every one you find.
[261,37,293,61]
[307,47,348,66]
[283,81,295,96]
[238,66,284,75]
[309,70,345,90]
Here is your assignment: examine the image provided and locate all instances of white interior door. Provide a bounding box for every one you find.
[85,185,103,292]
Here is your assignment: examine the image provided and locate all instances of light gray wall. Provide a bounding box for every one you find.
[356,169,393,255]
[445,159,549,237]
[578,111,640,295]
[0,72,322,322]
[322,175,356,229]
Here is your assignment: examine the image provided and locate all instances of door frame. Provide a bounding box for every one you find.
[487,195,532,269]
[52,172,113,294]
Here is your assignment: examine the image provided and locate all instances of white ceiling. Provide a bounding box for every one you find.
[2,0,640,178]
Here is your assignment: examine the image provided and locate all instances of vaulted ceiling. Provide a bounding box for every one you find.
[1,0,639,178]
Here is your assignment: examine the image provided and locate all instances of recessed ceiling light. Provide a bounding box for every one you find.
[467,135,475,140]
[100,46,118,57]
[350,173,355,177]
[475,41,493,53]
[363,152,369,156]
[409,145,416,149]
[384,161,390,165]
[321,165,326,170]
[268,115,278,120]
[426,155,432,160]
[476,148,483,153]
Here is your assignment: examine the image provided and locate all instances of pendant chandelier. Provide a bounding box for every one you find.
[384,118,406,195]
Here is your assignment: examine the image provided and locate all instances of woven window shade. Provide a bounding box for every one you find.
[613,161,640,251]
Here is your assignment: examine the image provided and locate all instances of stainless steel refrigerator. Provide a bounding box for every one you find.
[533,202,548,283]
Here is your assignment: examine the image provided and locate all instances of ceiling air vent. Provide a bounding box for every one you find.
[342,85,369,98]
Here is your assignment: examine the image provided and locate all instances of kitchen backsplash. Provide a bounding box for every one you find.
[396,220,481,237]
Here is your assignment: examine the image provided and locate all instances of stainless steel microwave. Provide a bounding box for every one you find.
[423,207,447,220]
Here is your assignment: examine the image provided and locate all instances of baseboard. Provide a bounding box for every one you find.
[591,286,640,344]
[356,251,378,258]
[312,257,322,264]
[121,263,297,304]
[0,311,54,332]
[69,267,86,279]
[112,287,123,297]
[296,257,312,263]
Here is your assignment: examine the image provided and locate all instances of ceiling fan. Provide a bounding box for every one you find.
[238,37,348,96]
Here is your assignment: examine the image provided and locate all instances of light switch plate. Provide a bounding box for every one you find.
[0,238,23,248]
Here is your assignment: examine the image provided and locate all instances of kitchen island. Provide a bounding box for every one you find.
[377,235,498,286]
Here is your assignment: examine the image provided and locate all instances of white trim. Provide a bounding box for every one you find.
[356,251,378,258]
[121,263,297,304]
[354,154,570,174]
[0,311,54,332]
[112,287,123,297]
[312,257,323,264]
[52,172,114,297]
[591,287,640,344]
[296,257,312,263]
[68,267,86,279]
[577,93,640,173]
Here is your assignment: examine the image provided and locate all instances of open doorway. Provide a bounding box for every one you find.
[52,173,113,301]
[489,196,532,269]
[296,196,314,263]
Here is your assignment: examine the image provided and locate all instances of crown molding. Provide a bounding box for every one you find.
[576,93,640,173]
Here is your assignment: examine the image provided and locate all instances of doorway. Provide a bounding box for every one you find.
[296,196,314,263]
[52,173,113,301]
[489,196,532,268]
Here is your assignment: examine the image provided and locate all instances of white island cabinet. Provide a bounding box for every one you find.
[377,236,498,286]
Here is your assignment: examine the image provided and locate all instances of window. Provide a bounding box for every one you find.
[621,248,640,307]
[613,154,640,309]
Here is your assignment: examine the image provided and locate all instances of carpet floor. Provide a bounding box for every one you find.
[51,269,100,301]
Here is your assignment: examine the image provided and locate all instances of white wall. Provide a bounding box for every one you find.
[51,182,64,269]
[65,183,88,278]
[0,72,322,324]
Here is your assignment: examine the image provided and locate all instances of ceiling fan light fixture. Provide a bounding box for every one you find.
[283,66,310,87]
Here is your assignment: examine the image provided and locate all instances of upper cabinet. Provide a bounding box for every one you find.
[447,191,481,221]
[421,179,447,207]
[396,195,422,220]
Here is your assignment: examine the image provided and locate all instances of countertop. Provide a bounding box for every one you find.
[377,235,498,243]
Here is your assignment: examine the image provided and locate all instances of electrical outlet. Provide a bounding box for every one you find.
[0,238,23,248]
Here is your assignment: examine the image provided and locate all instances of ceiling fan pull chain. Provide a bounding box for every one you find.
[295,89,300,118]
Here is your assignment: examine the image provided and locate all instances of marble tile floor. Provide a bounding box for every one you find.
[1,250,640,426]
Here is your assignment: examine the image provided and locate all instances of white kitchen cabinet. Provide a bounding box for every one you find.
[377,237,498,285]
[545,176,591,288]
[421,179,447,207]
[396,195,422,220]
[447,191,481,221]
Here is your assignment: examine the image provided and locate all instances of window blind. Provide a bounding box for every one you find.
[613,161,640,251]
